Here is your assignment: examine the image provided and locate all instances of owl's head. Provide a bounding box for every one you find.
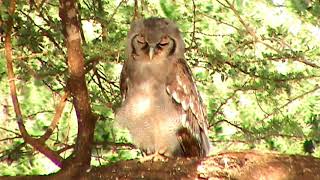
[126,17,185,62]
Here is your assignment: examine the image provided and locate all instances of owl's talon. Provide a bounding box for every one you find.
[139,153,168,163]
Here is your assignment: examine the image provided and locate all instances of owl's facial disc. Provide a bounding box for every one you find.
[133,34,175,61]
[136,34,146,44]
[148,36,170,60]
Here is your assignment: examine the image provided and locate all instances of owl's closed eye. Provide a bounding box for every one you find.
[131,32,175,61]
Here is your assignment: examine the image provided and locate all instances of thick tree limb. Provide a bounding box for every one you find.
[0,152,319,180]
[59,0,96,174]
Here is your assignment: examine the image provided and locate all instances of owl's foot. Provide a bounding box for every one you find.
[139,152,168,163]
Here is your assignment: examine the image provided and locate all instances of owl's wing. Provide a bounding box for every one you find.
[119,62,128,102]
[166,58,210,157]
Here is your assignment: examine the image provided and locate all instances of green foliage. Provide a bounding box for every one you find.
[1,0,320,176]
[159,0,181,20]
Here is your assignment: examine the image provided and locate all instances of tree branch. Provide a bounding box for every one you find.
[19,10,64,53]
[4,0,63,168]
[189,0,197,49]
[211,82,248,119]
[1,152,320,179]
[222,0,320,69]
[261,85,320,121]
[133,0,140,20]
[39,91,70,142]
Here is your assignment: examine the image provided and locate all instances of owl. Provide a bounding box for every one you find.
[116,17,210,158]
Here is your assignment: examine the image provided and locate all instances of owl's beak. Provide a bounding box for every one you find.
[149,47,155,60]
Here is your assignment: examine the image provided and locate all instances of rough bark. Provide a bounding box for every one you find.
[0,151,319,180]
[58,0,96,177]
[4,0,95,175]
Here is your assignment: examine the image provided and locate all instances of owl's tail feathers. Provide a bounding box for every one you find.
[176,128,211,157]
[200,129,211,157]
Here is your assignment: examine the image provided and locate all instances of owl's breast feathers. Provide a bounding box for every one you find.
[118,57,210,157]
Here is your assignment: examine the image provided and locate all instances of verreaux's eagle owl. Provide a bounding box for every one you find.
[116,17,210,157]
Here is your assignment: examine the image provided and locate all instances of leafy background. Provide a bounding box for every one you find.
[0,0,319,175]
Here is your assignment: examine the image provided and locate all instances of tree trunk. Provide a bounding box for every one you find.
[58,0,96,177]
